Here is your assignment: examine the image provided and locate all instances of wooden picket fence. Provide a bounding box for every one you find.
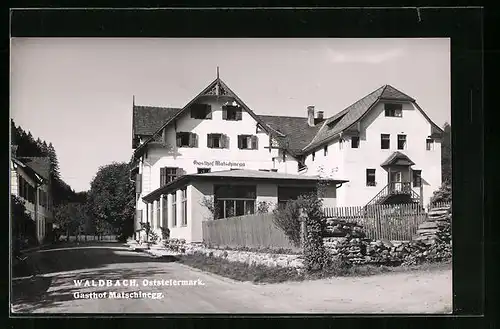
[322,202,451,241]
[202,213,301,252]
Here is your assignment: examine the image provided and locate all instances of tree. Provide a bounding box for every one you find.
[54,202,88,241]
[430,182,452,205]
[441,122,452,184]
[11,195,38,247]
[87,162,135,241]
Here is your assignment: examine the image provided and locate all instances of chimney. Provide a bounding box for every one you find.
[307,105,315,127]
[314,110,325,125]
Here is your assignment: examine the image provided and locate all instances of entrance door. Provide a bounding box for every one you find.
[390,171,402,192]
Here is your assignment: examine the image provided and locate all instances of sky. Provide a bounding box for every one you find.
[10,38,450,192]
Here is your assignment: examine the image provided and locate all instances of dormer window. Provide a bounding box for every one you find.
[385,103,403,117]
[190,103,212,119]
[223,105,242,121]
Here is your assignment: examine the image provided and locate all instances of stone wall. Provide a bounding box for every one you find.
[184,243,304,268]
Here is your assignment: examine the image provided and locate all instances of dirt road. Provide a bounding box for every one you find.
[11,243,452,313]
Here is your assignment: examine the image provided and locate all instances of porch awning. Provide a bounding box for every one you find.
[380,151,415,167]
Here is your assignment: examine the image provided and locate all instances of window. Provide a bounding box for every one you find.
[426,138,434,151]
[171,193,177,227]
[324,145,328,156]
[181,188,187,226]
[160,167,179,186]
[351,136,360,148]
[207,133,227,148]
[312,152,315,161]
[397,134,407,150]
[161,196,168,228]
[366,169,376,186]
[277,186,317,207]
[298,161,307,172]
[238,135,258,150]
[190,103,212,119]
[413,170,422,188]
[176,132,198,148]
[197,168,211,174]
[381,134,390,149]
[156,201,161,228]
[384,103,403,117]
[214,185,256,219]
[222,105,242,121]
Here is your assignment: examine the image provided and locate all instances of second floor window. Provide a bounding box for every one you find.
[426,138,435,151]
[190,103,212,119]
[237,135,258,150]
[207,133,228,148]
[381,134,390,149]
[351,136,360,148]
[413,170,422,187]
[397,134,407,150]
[366,169,376,186]
[160,167,179,186]
[176,132,198,148]
[222,105,242,121]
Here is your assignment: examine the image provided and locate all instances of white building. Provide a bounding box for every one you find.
[10,150,53,244]
[130,73,443,242]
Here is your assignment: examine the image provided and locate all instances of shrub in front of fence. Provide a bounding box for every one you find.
[272,201,302,248]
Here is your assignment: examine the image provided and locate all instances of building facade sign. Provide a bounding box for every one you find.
[193,160,246,168]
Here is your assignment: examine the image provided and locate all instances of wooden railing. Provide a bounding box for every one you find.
[365,182,420,207]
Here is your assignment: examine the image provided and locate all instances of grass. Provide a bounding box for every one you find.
[178,252,451,284]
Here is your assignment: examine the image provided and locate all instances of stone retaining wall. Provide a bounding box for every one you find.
[184,243,304,268]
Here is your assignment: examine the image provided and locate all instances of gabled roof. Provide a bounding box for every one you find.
[18,157,51,181]
[257,115,323,153]
[380,151,415,167]
[133,76,280,159]
[303,84,441,153]
[133,105,182,136]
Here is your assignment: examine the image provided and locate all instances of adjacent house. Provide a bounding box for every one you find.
[10,146,53,243]
[130,72,443,242]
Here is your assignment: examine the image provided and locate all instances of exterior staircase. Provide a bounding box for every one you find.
[364,182,420,208]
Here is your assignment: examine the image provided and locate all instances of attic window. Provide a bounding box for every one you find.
[426,138,435,151]
[385,104,403,117]
[191,104,212,119]
[223,105,242,121]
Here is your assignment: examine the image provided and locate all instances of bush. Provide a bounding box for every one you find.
[149,231,159,244]
[160,226,170,240]
[272,201,302,248]
[297,193,328,273]
[430,182,452,204]
[256,201,272,214]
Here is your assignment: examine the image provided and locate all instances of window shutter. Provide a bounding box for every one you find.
[176,134,182,147]
[175,167,181,178]
[189,133,194,147]
[251,136,258,149]
[206,105,212,119]
[236,109,243,121]
[207,134,212,148]
[193,133,198,147]
[221,135,227,148]
[237,135,242,149]
[222,107,227,120]
[160,167,166,186]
